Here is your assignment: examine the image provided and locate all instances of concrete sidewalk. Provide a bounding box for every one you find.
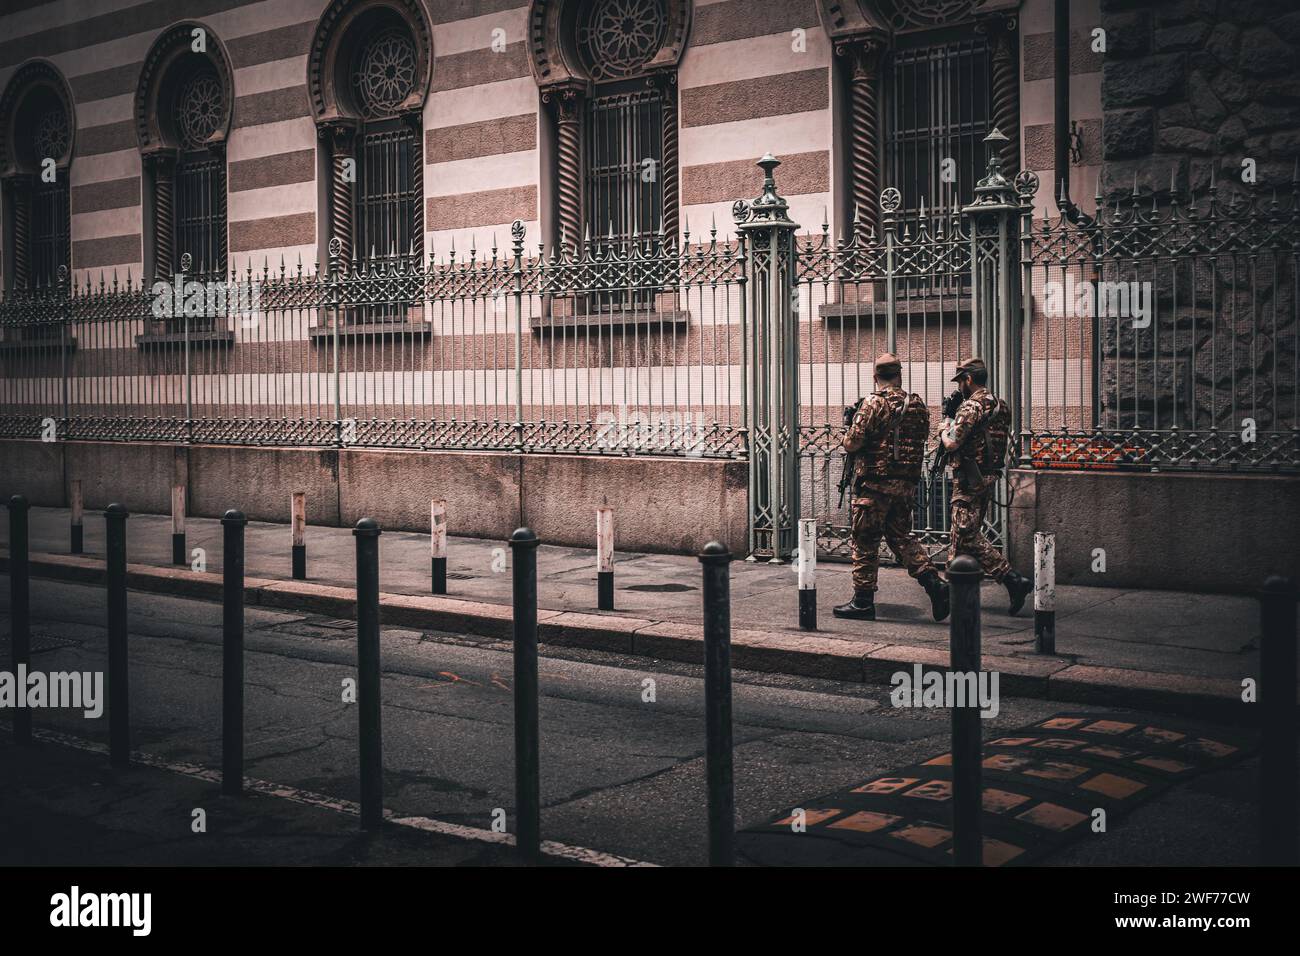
[0,505,1267,716]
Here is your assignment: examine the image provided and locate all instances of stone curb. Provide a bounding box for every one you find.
[0,549,1259,722]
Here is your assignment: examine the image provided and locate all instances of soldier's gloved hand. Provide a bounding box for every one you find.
[843,404,858,427]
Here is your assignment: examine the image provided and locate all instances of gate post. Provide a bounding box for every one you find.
[962,130,1029,546]
[734,154,800,562]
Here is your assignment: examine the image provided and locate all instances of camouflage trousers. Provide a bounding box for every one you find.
[850,479,937,592]
[948,481,1011,582]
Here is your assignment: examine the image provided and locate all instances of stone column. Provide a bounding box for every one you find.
[837,34,886,239]
[3,174,33,290]
[320,118,359,265]
[143,148,178,279]
[982,13,1020,177]
[401,110,424,260]
[549,85,584,253]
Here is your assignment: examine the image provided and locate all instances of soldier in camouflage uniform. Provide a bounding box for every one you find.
[833,353,951,622]
[939,357,1033,614]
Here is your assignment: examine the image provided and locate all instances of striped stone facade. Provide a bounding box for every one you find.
[0,0,1103,287]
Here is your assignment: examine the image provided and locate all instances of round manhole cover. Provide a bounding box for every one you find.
[624,583,697,593]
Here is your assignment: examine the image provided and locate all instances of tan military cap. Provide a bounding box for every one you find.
[874,352,901,375]
[951,357,986,381]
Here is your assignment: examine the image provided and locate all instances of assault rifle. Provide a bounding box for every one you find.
[927,389,984,491]
[836,398,864,507]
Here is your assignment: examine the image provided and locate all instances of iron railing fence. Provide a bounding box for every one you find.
[796,191,977,558]
[3,155,1298,561]
[0,221,749,458]
[1022,175,1300,473]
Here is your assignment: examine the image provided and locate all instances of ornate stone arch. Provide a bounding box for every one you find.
[527,0,691,90]
[307,0,433,123]
[0,59,76,290]
[135,21,234,153]
[0,59,76,176]
[308,0,433,266]
[135,22,235,278]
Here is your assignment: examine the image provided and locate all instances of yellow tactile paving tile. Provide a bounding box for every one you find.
[1080,772,1147,799]
[827,811,902,834]
[890,824,951,849]
[1183,738,1239,758]
[1134,756,1195,774]
[1039,717,1086,729]
[773,808,841,827]
[902,780,952,801]
[982,788,1033,813]
[1016,802,1090,832]
[1082,720,1137,735]
[1023,761,1090,782]
[852,777,920,794]
[945,837,1026,867]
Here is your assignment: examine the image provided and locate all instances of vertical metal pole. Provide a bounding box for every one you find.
[291,491,306,579]
[430,498,447,595]
[330,239,343,446]
[354,517,383,830]
[510,527,541,861]
[7,496,32,746]
[69,478,83,554]
[797,516,817,630]
[948,553,983,866]
[512,221,525,452]
[171,483,186,566]
[1034,531,1056,654]
[1260,575,1298,866]
[596,506,614,610]
[700,541,735,866]
[221,510,246,796]
[104,503,130,768]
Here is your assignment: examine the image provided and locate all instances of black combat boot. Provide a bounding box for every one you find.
[1003,570,1033,616]
[918,570,950,622]
[832,589,876,620]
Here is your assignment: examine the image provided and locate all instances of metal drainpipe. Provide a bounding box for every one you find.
[1054,0,1070,205]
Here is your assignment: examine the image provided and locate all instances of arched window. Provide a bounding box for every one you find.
[528,0,690,257]
[822,0,1017,237]
[309,0,432,270]
[0,61,75,291]
[136,22,234,280]
[350,23,421,261]
[578,0,670,248]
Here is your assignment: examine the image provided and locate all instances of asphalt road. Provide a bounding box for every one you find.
[0,576,1265,867]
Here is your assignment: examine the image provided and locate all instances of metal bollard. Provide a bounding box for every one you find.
[700,540,735,866]
[596,506,614,611]
[430,498,447,595]
[1260,574,1298,866]
[171,484,186,566]
[221,510,247,796]
[105,503,130,768]
[797,517,817,630]
[291,491,306,580]
[7,496,32,746]
[1033,532,1056,654]
[510,527,541,862]
[947,554,983,866]
[354,518,383,830]
[69,479,83,554]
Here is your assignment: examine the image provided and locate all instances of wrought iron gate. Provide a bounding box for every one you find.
[738,130,1026,562]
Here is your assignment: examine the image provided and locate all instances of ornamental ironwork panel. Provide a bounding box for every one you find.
[577,0,667,82]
